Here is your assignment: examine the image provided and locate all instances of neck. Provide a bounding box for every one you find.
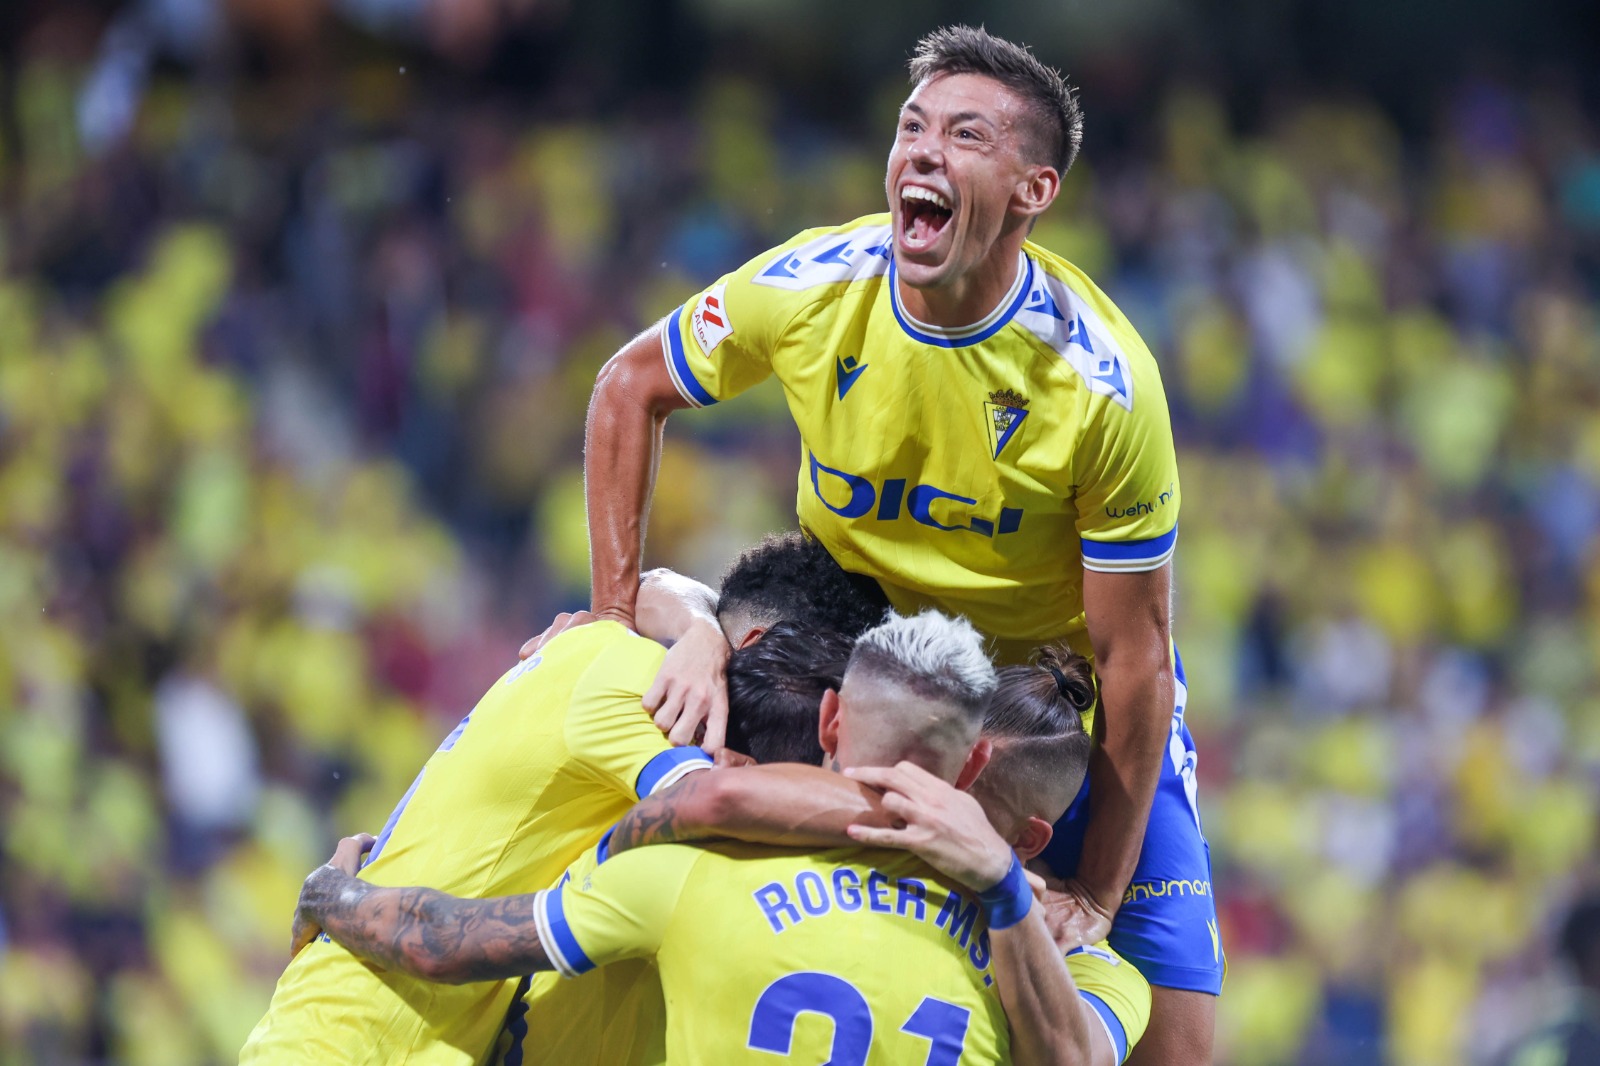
[895,235,1025,328]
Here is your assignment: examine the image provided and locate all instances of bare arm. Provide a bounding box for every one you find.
[1059,565,1174,938]
[295,848,553,984]
[607,764,889,855]
[586,323,695,627]
[635,568,732,749]
[989,909,1110,1066]
[842,763,1107,1066]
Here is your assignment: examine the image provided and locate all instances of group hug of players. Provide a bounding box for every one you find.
[240,24,1223,1066]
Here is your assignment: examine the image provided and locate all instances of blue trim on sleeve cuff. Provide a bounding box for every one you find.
[1080,990,1129,1064]
[664,305,719,407]
[634,745,714,799]
[1080,525,1178,562]
[541,886,596,976]
[596,826,616,864]
[1080,526,1178,573]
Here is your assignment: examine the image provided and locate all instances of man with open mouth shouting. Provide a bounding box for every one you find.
[563,24,1219,1065]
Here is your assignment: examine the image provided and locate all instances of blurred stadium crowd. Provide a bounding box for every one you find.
[4,4,1600,1065]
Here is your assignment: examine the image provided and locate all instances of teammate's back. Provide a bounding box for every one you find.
[544,839,1011,1065]
[241,621,695,1065]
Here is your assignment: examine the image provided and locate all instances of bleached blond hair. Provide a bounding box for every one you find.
[846,610,997,719]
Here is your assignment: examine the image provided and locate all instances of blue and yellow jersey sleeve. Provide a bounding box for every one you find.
[1049,260,1181,573]
[533,844,700,977]
[661,216,895,407]
[1067,941,1152,1064]
[565,635,712,800]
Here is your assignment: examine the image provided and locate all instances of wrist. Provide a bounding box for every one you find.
[978,854,1032,931]
[1063,875,1118,920]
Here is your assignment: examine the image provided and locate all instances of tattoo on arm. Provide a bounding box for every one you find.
[300,867,553,984]
[608,774,712,856]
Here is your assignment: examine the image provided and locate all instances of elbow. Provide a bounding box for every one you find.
[688,770,746,828]
[593,331,675,420]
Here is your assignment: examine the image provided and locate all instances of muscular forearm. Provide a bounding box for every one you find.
[608,765,888,856]
[300,867,552,984]
[992,909,1101,1066]
[1077,564,1174,913]
[1075,650,1172,910]
[585,325,688,621]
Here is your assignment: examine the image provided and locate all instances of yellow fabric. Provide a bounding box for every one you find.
[240,623,701,1066]
[508,845,668,1066]
[663,214,1180,665]
[1067,942,1153,1063]
[511,849,1153,1066]
[545,840,1016,1065]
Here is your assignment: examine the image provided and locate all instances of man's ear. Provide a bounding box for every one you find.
[818,689,842,760]
[954,737,992,792]
[735,625,768,650]
[1012,165,1060,221]
[1011,815,1055,863]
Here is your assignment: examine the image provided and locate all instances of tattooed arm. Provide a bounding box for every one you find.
[607,763,893,856]
[293,836,553,985]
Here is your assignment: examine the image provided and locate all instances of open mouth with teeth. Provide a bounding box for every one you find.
[900,186,954,249]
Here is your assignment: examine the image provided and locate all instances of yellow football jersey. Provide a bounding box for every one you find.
[516,840,1151,1066]
[664,214,1180,665]
[239,623,710,1066]
[497,845,667,1066]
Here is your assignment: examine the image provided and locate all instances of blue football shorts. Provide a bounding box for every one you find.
[1040,650,1225,995]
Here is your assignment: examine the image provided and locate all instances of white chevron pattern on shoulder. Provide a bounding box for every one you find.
[750,225,894,291]
[1015,270,1135,411]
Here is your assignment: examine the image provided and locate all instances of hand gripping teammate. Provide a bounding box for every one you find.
[550,24,1218,1063]
[239,535,883,1065]
[296,613,1147,1065]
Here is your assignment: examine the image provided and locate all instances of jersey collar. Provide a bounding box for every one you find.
[888,251,1033,348]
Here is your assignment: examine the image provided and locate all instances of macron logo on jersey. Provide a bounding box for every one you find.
[690,284,734,357]
[835,354,869,399]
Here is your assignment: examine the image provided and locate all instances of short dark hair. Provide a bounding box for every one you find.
[908,25,1083,175]
[725,621,853,765]
[980,644,1095,815]
[717,532,890,639]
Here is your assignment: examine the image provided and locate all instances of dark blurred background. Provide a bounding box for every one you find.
[3,1,1599,1063]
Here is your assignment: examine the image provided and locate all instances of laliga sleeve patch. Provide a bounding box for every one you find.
[690,283,734,357]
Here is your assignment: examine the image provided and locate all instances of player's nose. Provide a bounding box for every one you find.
[907,137,943,170]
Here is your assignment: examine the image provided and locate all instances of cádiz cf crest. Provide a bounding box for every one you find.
[984,388,1029,460]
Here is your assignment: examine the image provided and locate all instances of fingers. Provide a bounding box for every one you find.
[713,747,756,768]
[290,916,320,958]
[846,823,914,849]
[843,762,946,808]
[700,688,729,753]
[642,673,667,711]
[652,688,686,734]
[331,833,376,875]
[666,700,707,747]
[520,610,603,659]
[841,764,903,793]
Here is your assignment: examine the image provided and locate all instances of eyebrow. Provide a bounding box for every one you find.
[901,103,996,129]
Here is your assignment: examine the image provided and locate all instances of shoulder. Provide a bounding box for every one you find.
[739,214,895,295]
[566,624,666,699]
[1015,243,1162,414]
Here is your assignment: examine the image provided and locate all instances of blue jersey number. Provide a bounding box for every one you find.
[748,973,970,1065]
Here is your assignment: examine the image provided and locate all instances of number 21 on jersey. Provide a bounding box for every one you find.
[748,971,970,1065]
